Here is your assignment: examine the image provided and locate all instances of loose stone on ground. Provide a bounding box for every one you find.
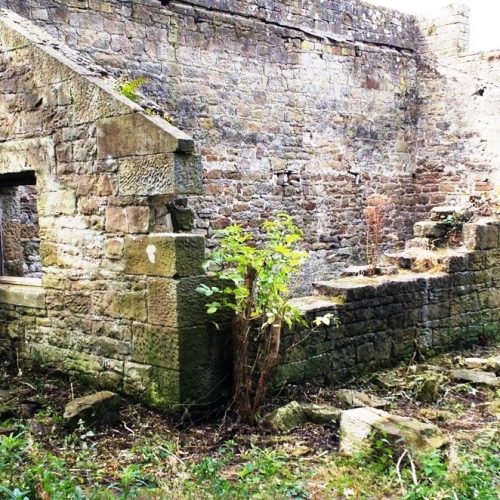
[63,391,122,428]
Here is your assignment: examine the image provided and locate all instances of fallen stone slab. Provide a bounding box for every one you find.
[302,404,341,425]
[63,391,122,428]
[262,401,341,433]
[262,401,305,433]
[449,369,499,387]
[339,407,448,457]
[462,357,500,374]
[336,389,388,409]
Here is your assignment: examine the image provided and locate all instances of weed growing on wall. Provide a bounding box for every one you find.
[364,195,389,274]
[197,214,313,424]
[117,76,148,103]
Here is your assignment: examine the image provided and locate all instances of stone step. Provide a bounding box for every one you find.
[413,220,449,239]
[313,271,450,301]
[289,295,343,314]
[429,205,464,221]
[340,264,398,277]
[384,248,468,272]
[405,237,434,251]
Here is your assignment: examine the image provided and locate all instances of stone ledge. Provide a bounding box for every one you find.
[0,280,46,308]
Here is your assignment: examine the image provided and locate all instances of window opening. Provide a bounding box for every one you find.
[0,171,41,279]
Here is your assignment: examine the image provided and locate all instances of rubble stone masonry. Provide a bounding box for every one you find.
[0,1,498,407]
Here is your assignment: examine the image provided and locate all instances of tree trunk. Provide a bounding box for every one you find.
[232,267,257,424]
[232,314,253,423]
[252,319,282,415]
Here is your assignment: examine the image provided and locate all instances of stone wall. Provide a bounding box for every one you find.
[414,6,500,220]
[0,1,498,408]
[0,10,226,408]
[0,0,426,289]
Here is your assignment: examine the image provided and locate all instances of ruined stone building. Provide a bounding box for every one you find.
[0,0,498,407]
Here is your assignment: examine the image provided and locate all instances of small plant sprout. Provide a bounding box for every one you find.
[364,194,389,274]
[117,76,148,103]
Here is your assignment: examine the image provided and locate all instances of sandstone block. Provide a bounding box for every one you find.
[339,408,448,457]
[96,112,193,159]
[98,289,147,322]
[118,153,202,196]
[103,238,124,259]
[124,233,204,277]
[336,389,388,409]
[38,190,76,216]
[450,369,499,386]
[132,324,179,369]
[123,361,180,407]
[147,276,217,328]
[0,283,46,309]
[105,206,150,233]
[413,221,447,238]
[63,391,121,428]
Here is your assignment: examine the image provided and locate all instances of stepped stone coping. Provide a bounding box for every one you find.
[0,9,194,154]
[289,295,344,313]
[314,270,448,299]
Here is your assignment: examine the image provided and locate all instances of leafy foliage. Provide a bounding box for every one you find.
[197,214,310,423]
[197,214,307,327]
[117,76,148,103]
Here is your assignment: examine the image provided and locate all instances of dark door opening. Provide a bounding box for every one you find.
[0,171,41,278]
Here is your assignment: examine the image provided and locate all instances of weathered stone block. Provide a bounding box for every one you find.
[123,361,180,407]
[147,276,212,328]
[132,324,180,369]
[103,238,124,259]
[124,233,204,277]
[413,221,447,238]
[105,206,150,234]
[97,289,147,322]
[96,113,193,159]
[118,153,202,196]
[463,223,487,250]
[38,190,76,216]
[0,283,46,308]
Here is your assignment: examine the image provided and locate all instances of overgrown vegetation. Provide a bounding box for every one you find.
[1,345,497,499]
[197,215,326,424]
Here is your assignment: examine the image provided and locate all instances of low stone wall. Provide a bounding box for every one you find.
[277,219,500,386]
[0,281,46,364]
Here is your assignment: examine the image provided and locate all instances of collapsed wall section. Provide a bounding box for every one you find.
[279,219,500,385]
[414,5,500,220]
[0,9,224,408]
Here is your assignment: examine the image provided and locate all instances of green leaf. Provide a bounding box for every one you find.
[196,284,214,297]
